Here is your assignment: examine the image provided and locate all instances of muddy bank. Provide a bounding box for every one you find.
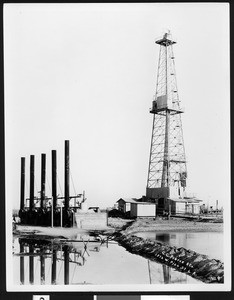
[113,220,224,284]
[14,224,114,239]
[116,233,223,283]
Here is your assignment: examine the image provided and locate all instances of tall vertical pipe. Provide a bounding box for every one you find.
[20,157,25,210]
[52,150,57,209]
[41,154,46,209]
[64,140,70,211]
[29,155,35,211]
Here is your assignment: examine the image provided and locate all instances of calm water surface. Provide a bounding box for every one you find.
[135,231,223,261]
[12,236,201,285]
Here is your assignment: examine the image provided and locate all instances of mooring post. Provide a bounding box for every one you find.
[64,140,70,211]
[20,157,25,211]
[41,154,46,209]
[29,155,35,211]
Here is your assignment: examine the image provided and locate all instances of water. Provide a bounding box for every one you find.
[12,236,201,285]
[135,231,223,261]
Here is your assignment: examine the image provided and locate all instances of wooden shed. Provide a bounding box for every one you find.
[117,198,139,213]
[130,202,156,218]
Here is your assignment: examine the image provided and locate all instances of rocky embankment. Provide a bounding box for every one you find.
[110,218,224,284]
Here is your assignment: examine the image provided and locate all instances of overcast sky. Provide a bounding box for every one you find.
[4,3,229,210]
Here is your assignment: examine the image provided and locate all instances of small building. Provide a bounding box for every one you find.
[116,198,156,218]
[117,198,139,213]
[130,202,156,218]
[157,197,202,215]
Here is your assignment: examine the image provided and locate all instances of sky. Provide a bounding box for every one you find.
[4,3,230,210]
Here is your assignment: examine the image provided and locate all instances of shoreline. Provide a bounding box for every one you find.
[115,231,224,284]
[13,217,224,284]
[118,217,223,235]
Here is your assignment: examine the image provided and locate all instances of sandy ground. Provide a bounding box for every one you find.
[108,217,223,234]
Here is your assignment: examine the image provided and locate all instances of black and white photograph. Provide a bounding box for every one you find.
[3,3,230,292]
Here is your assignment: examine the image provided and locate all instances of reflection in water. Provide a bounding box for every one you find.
[148,260,194,284]
[136,231,223,261]
[13,237,200,285]
[17,238,97,285]
[20,243,24,284]
[162,265,170,283]
[148,261,171,284]
[155,233,170,244]
[40,254,45,284]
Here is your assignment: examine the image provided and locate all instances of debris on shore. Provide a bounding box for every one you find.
[111,218,224,284]
[115,233,224,283]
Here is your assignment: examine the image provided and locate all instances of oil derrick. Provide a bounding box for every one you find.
[146,32,187,210]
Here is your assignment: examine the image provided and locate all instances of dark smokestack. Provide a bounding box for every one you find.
[52,150,57,209]
[29,155,35,211]
[64,140,70,210]
[40,154,46,209]
[20,157,25,210]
